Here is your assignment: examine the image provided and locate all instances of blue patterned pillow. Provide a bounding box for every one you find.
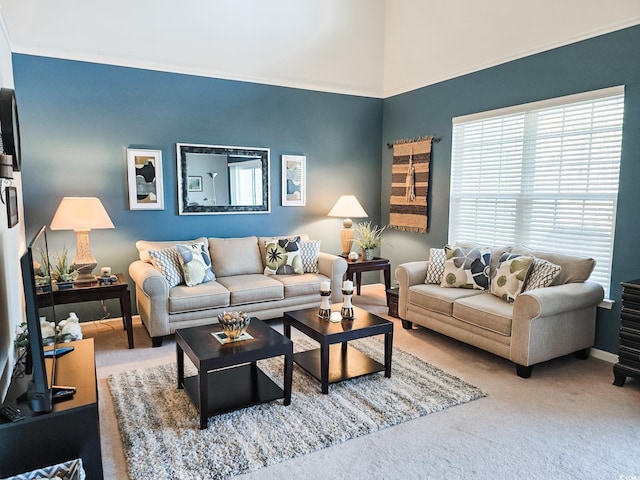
[300,240,321,273]
[148,247,183,287]
[176,243,216,287]
[440,245,491,290]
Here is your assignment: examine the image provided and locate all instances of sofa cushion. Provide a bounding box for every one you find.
[263,237,304,275]
[522,258,562,291]
[408,283,484,316]
[300,240,321,273]
[490,253,534,302]
[271,272,328,298]
[424,247,446,284]
[208,236,263,277]
[168,281,230,314]
[148,247,183,288]
[441,245,491,290]
[453,293,514,337]
[176,243,216,287]
[216,274,284,305]
[136,237,208,263]
[510,246,595,285]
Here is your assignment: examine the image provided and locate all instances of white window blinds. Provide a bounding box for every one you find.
[450,86,624,297]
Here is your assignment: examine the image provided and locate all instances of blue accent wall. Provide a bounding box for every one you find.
[381,24,640,353]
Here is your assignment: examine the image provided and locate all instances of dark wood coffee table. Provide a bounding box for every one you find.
[176,318,293,429]
[284,305,393,394]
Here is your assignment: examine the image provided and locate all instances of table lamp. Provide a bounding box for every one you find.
[50,197,115,284]
[328,195,368,255]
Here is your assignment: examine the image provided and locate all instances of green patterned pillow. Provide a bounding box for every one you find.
[176,243,216,287]
[440,245,491,290]
[490,253,534,302]
[264,237,304,275]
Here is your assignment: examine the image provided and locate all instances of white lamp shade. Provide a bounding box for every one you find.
[50,197,115,231]
[327,195,368,219]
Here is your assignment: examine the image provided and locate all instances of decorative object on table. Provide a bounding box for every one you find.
[217,311,251,341]
[50,245,78,289]
[318,280,331,319]
[390,136,433,233]
[340,280,354,319]
[282,154,306,206]
[328,194,368,255]
[348,251,359,262]
[39,317,56,346]
[354,221,386,261]
[126,148,164,210]
[100,266,111,277]
[0,88,21,171]
[50,196,115,284]
[57,312,83,342]
[5,186,18,228]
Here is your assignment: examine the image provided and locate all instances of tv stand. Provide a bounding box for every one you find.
[0,339,103,479]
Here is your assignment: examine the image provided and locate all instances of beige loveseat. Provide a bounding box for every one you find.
[129,234,347,346]
[395,244,604,377]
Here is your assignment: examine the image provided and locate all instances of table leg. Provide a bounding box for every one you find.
[199,365,208,429]
[320,343,329,394]
[284,348,293,405]
[176,343,184,389]
[119,291,135,349]
[384,264,391,291]
[384,329,393,378]
[356,272,362,295]
[284,317,291,339]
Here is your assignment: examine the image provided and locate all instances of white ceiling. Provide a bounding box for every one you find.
[1,0,639,98]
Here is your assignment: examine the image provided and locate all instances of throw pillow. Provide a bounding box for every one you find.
[264,237,304,275]
[176,243,216,287]
[300,240,321,273]
[440,245,491,290]
[424,247,446,284]
[522,257,562,292]
[490,253,534,302]
[148,247,183,288]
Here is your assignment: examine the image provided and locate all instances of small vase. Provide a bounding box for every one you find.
[56,281,74,290]
[363,249,374,261]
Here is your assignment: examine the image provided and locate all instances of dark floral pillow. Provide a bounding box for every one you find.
[440,245,491,290]
[263,237,304,275]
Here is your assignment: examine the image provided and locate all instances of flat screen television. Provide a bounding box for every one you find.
[20,225,75,413]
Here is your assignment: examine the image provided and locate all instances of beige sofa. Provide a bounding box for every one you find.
[129,234,347,346]
[395,245,604,377]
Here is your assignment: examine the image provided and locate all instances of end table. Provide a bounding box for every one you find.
[342,255,391,296]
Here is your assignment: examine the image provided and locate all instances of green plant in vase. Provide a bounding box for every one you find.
[51,246,78,289]
[33,247,52,291]
[354,221,386,260]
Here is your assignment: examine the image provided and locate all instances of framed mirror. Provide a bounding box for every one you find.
[177,143,270,215]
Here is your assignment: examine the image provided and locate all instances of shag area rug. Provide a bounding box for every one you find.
[108,337,485,480]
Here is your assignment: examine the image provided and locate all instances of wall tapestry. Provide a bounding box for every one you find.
[389,136,433,233]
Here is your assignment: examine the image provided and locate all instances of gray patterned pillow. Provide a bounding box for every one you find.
[440,245,491,290]
[490,253,534,302]
[176,243,216,287]
[424,248,446,284]
[523,258,562,292]
[300,240,321,273]
[148,247,183,287]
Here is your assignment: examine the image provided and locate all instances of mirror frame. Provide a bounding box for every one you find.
[176,143,270,215]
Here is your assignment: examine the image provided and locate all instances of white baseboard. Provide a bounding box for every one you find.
[590,348,617,364]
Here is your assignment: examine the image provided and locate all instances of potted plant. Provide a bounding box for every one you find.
[33,248,52,292]
[354,221,386,260]
[51,246,78,289]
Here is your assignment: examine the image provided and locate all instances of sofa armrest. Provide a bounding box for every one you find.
[513,281,604,321]
[129,260,171,338]
[395,261,429,319]
[129,260,168,298]
[317,252,348,303]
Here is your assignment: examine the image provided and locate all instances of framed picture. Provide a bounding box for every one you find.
[126,148,164,210]
[187,176,203,192]
[6,186,17,228]
[282,155,306,206]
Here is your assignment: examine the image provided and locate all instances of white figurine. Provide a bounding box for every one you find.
[39,316,56,346]
[57,312,83,342]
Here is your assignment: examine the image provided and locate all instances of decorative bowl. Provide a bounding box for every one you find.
[217,311,250,340]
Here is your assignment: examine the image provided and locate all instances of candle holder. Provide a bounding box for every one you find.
[318,290,332,319]
[341,288,354,320]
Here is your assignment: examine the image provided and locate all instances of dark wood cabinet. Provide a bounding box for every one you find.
[613,279,640,387]
[0,339,103,478]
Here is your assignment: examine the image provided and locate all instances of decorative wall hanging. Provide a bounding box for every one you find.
[127,148,164,210]
[282,155,306,206]
[389,136,433,233]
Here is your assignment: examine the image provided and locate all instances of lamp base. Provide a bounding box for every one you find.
[74,262,97,284]
[340,227,354,256]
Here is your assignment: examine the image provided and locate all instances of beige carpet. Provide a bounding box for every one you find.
[86,284,640,480]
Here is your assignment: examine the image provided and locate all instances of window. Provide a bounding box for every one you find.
[449,86,624,297]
